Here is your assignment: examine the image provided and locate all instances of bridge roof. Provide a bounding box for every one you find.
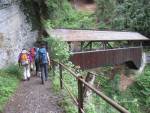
[47,29,149,42]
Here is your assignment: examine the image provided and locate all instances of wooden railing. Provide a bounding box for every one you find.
[51,60,130,113]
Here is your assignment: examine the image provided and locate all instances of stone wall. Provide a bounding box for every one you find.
[0,3,38,68]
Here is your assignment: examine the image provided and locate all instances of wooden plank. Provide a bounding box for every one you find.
[70,47,142,69]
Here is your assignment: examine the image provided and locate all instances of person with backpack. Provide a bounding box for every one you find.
[18,48,31,81]
[30,47,36,61]
[34,47,40,76]
[38,44,50,84]
[29,47,36,71]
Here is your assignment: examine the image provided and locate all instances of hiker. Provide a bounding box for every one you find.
[35,47,40,76]
[29,47,36,71]
[38,44,50,82]
[18,49,31,81]
[30,47,36,61]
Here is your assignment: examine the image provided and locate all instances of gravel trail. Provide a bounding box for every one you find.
[3,77,64,113]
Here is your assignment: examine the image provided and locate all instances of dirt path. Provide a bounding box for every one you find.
[3,77,64,113]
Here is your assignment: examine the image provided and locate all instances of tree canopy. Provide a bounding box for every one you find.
[95,0,150,37]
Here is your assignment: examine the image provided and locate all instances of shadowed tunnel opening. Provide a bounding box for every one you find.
[125,61,139,69]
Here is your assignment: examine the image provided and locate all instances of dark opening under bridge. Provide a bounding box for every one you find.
[47,29,149,70]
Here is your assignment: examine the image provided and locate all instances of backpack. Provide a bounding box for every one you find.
[30,48,35,58]
[20,53,29,66]
[38,48,48,64]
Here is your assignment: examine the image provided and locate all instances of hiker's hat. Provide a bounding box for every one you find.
[21,49,27,53]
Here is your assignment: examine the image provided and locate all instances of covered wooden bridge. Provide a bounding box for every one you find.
[47,29,149,69]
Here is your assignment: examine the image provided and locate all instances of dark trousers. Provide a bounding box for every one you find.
[40,63,48,80]
[35,61,39,75]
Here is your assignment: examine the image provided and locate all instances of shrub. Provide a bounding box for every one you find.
[4,64,22,79]
[44,36,70,62]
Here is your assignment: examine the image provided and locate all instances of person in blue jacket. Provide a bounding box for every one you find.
[38,44,50,83]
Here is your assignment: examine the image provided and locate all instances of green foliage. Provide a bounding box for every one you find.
[51,72,60,92]
[50,62,150,113]
[102,65,150,113]
[95,0,150,37]
[111,41,129,48]
[59,98,78,113]
[95,0,116,28]
[93,66,144,113]
[0,66,20,112]
[112,0,150,37]
[44,36,70,62]
[46,0,64,19]
[129,65,150,113]
[50,62,78,113]
[92,94,120,113]
[51,63,120,113]
[20,0,41,30]
[84,99,97,113]
[44,0,96,29]
[114,91,141,113]
[4,64,22,79]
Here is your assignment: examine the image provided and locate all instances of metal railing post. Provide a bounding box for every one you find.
[78,76,84,113]
[59,64,63,89]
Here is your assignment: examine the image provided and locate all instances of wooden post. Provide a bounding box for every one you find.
[104,41,107,49]
[81,42,84,51]
[59,64,63,89]
[78,76,84,113]
[68,42,71,51]
[140,41,143,47]
[101,41,107,50]
[90,41,92,50]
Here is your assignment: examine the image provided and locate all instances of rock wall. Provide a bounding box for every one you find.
[0,2,38,68]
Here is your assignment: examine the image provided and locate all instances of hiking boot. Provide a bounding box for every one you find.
[45,78,48,81]
[27,77,30,81]
[22,79,26,81]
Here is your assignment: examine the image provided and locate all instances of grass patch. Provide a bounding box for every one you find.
[0,65,21,112]
[129,64,150,113]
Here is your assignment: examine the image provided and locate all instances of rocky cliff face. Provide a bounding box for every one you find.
[0,2,38,68]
